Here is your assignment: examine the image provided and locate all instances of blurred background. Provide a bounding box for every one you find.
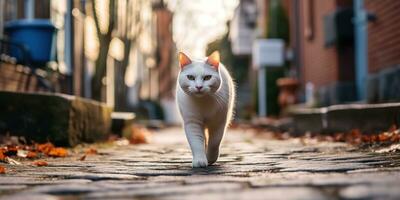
[1,0,399,125]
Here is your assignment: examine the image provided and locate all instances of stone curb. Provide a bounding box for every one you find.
[291,103,400,134]
[0,91,112,146]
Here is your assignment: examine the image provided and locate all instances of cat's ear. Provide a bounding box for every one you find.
[206,51,220,70]
[178,52,192,69]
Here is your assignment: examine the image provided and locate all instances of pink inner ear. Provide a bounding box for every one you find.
[206,51,220,69]
[179,52,192,69]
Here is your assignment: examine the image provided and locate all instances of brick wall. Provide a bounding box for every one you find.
[366,0,400,73]
[300,0,339,88]
[155,8,175,99]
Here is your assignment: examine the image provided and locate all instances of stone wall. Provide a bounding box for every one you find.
[314,65,400,106]
[0,91,112,146]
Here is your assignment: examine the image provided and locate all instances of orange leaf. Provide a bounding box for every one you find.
[0,151,5,160]
[0,165,5,174]
[371,135,378,142]
[350,129,362,138]
[85,148,98,155]
[36,143,54,154]
[129,126,152,144]
[33,160,48,167]
[378,134,389,142]
[79,155,86,161]
[26,151,37,159]
[362,135,372,143]
[48,147,68,157]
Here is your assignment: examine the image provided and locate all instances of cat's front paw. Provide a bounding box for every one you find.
[192,157,208,168]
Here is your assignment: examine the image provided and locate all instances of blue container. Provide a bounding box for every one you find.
[4,19,56,64]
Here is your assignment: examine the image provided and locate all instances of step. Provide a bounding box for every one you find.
[291,103,400,134]
[111,112,136,136]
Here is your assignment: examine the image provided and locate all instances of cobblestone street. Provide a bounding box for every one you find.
[1,127,400,200]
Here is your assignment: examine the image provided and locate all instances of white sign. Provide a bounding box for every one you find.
[252,39,285,68]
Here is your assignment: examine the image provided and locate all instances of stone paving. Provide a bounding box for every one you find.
[1,127,400,200]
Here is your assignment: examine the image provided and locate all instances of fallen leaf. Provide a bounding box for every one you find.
[0,151,5,161]
[48,147,68,157]
[0,165,5,174]
[85,148,98,155]
[129,126,152,144]
[33,160,48,167]
[78,155,86,161]
[370,135,378,143]
[36,143,54,154]
[378,133,389,142]
[5,157,21,165]
[26,151,37,159]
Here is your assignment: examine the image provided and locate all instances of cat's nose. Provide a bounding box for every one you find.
[196,86,203,90]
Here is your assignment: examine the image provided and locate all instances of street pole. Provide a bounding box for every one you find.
[254,39,284,118]
[258,67,267,117]
[354,0,368,101]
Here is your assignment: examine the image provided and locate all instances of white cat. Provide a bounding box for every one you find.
[176,51,235,168]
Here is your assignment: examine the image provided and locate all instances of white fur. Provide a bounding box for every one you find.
[176,58,235,168]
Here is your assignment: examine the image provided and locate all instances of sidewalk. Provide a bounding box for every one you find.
[1,127,400,200]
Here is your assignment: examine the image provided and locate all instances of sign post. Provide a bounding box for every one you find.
[258,67,267,117]
[252,39,285,117]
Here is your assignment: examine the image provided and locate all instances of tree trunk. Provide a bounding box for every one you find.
[91,35,111,101]
[90,0,115,101]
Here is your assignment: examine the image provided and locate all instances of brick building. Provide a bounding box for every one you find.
[365,0,400,102]
[366,1,400,73]
[294,0,356,105]
[272,0,400,106]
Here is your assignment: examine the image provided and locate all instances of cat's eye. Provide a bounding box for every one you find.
[187,75,195,80]
[203,75,212,81]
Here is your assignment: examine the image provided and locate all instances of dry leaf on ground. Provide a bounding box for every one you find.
[255,124,400,147]
[0,151,5,160]
[33,160,48,167]
[0,165,5,174]
[85,148,98,155]
[36,143,55,154]
[26,151,37,159]
[78,155,86,161]
[5,157,21,165]
[48,147,68,157]
[129,126,152,144]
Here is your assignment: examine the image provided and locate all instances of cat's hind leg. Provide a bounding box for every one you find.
[184,123,208,168]
[206,124,226,165]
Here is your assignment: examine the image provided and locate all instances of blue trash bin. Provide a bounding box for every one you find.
[4,19,56,64]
